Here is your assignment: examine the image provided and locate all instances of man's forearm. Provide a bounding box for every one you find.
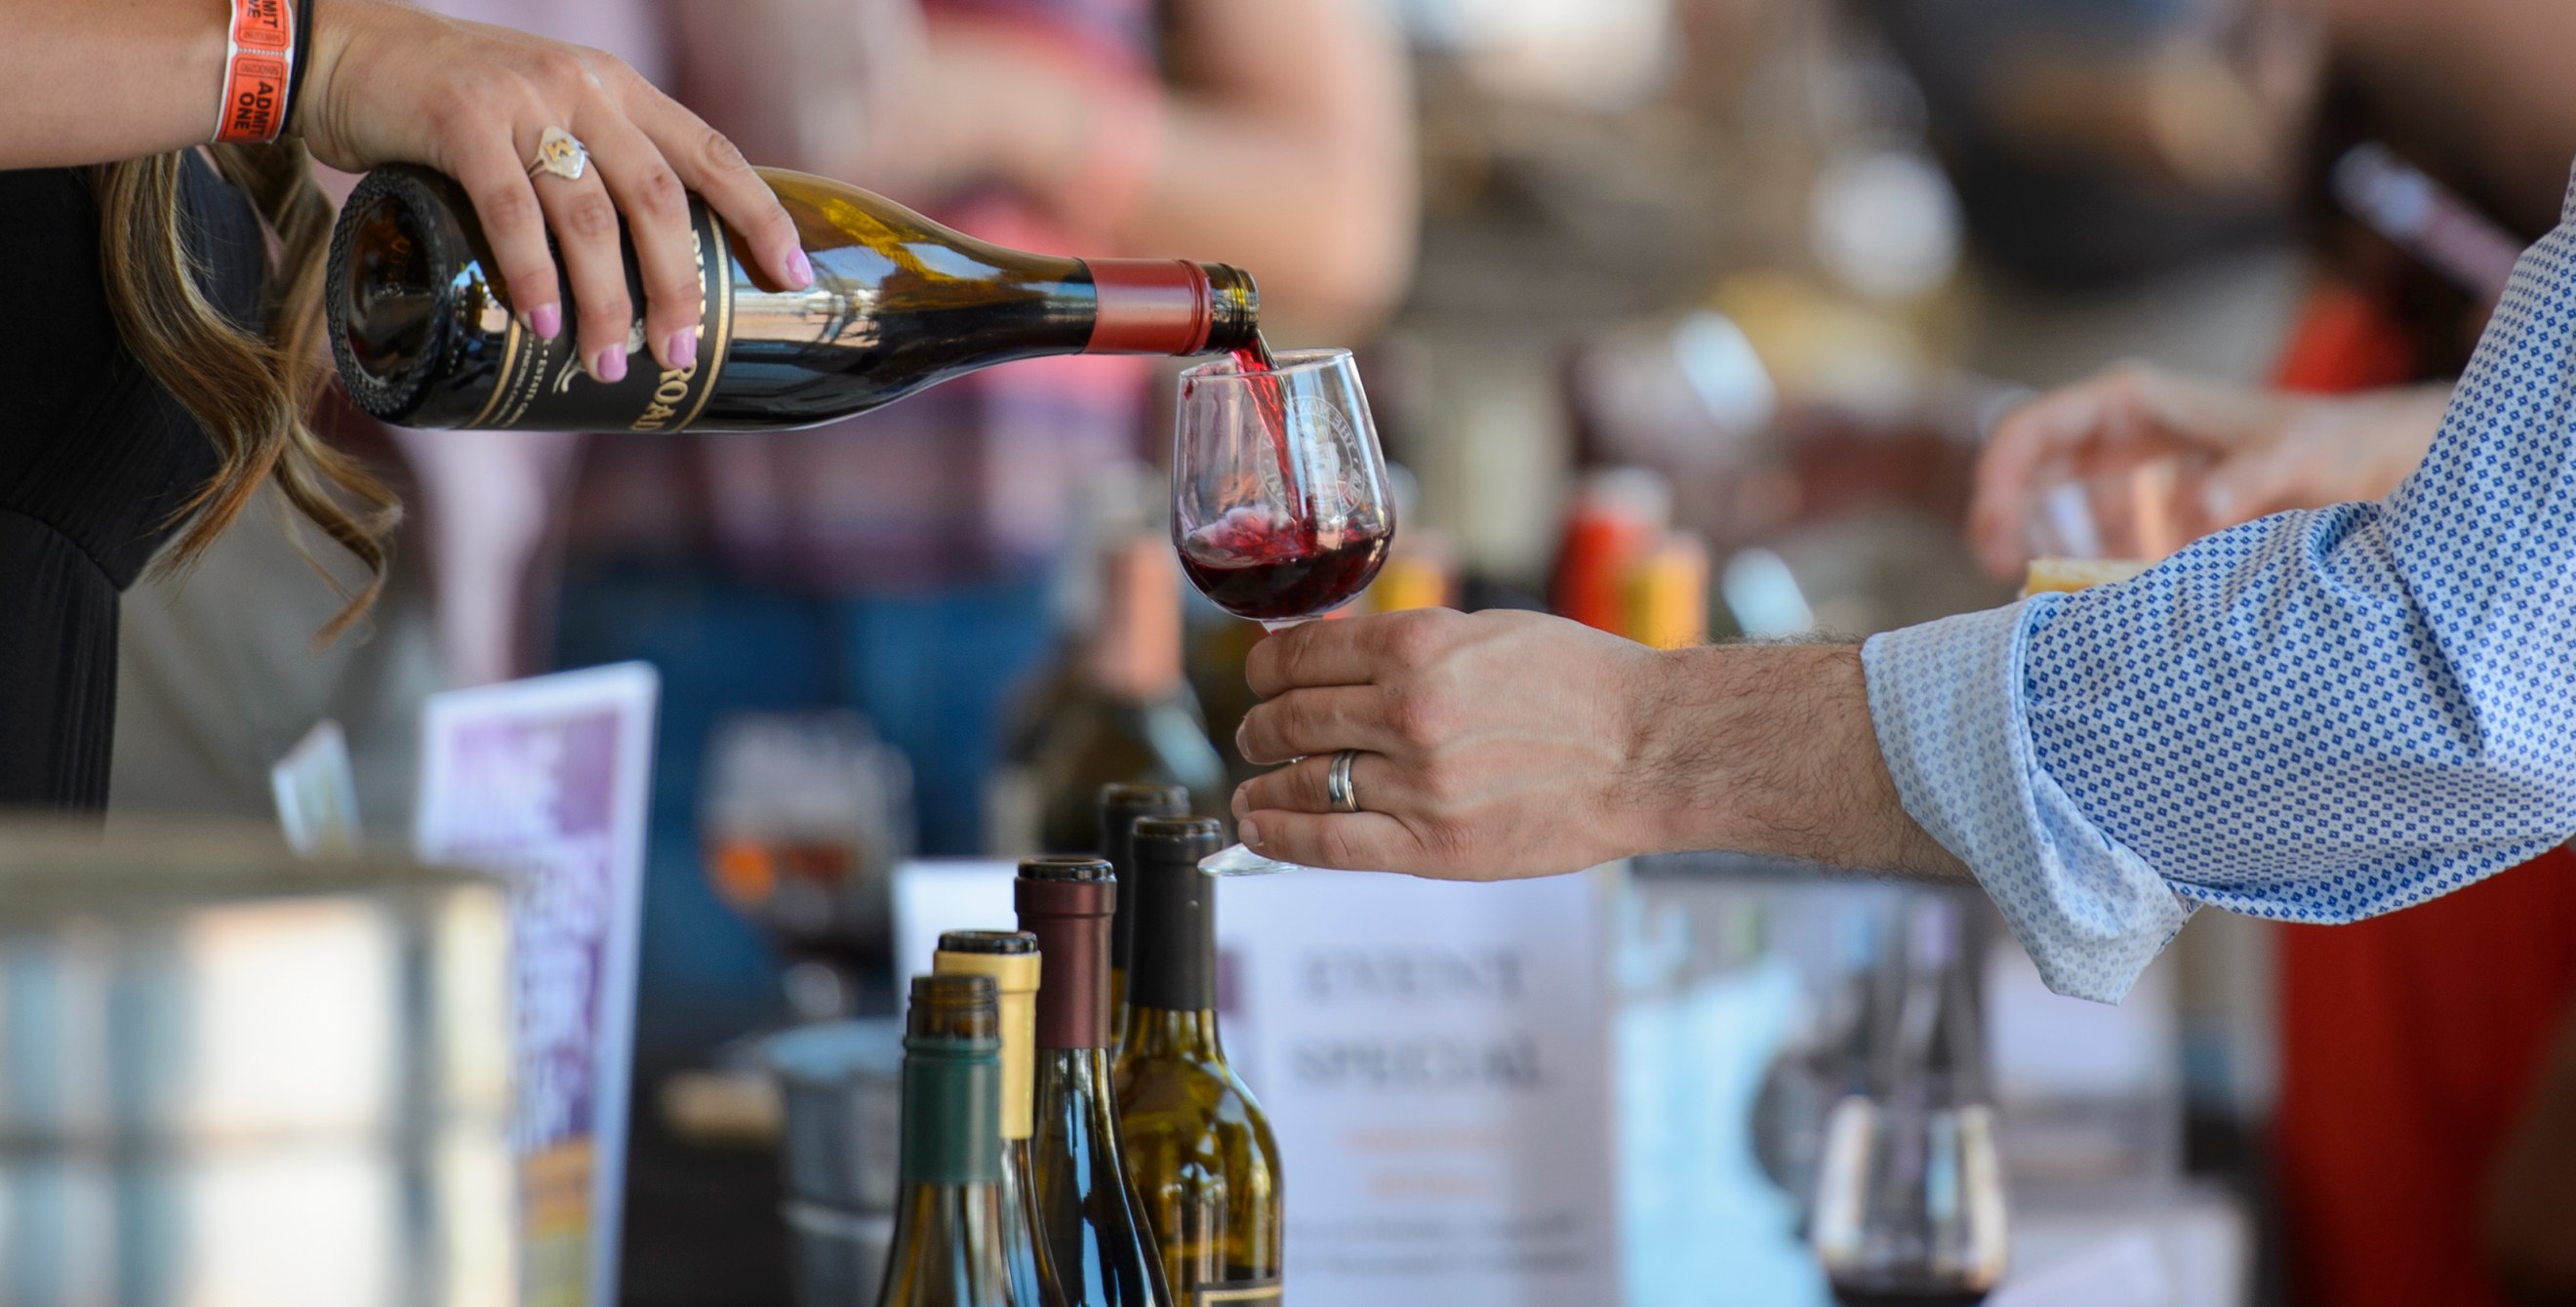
[1627,643,1971,879]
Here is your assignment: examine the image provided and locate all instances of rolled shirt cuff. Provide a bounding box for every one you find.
[1861,600,2193,1003]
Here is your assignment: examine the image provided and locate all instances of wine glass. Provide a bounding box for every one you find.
[1170,347,1392,875]
[1810,895,2009,1306]
[1811,1096,2009,1306]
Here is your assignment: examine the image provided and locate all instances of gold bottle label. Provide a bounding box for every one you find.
[1193,1280,1282,1305]
[467,202,734,432]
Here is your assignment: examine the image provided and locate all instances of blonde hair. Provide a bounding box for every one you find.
[94,143,398,643]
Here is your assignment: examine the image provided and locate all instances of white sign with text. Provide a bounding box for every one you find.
[1215,868,1619,1307]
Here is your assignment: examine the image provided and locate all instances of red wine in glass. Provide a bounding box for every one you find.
[1175,335,1391,626]
[1178,507,1390,624]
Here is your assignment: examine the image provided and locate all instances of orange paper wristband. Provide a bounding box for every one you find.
[213,0,297,143]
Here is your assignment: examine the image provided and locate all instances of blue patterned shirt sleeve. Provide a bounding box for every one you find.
[1863,169,2576,1003]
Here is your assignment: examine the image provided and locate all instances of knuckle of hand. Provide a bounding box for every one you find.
[477,184,543,235]
[529,49,591,100]
[631,166,689,221]
[1386,688,1447,746]
[700,127,751,176]
[562,193,621,242]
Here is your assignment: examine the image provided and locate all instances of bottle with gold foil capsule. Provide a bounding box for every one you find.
[876,974,1060,1307]
[1114,819,1282,1304]
[1622,530,1711,650]
[1099,782,1190,1040]
[935,930,1063,1307]
[325,165,1259,432]
[1016,858,1173,1307]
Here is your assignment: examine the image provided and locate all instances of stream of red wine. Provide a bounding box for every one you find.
[1230,333,1295,536]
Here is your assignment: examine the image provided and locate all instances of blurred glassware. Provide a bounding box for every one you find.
[1810,145,1963,304]
[701,711,915,1020]
[1752,899,1899,1231]
[765,1018,906,1307]
[1618,856,1908,1307]
[0,818,512,1307]
[1812,894,2010,1306]
[1722,547,1821,638]
[2018,456,2199,565]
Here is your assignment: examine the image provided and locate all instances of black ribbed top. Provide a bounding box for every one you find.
[0,157,254,808]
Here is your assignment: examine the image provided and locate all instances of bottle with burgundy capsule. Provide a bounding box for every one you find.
[324,165,1260,432]
[1016,857,1173,1307]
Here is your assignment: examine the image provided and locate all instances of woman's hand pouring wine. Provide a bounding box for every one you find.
[1228,609,1967,881]
[298,0,813,382]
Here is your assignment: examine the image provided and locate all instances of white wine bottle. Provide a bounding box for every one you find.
[1113,818,1282,1304]
[876,974,1060,1307]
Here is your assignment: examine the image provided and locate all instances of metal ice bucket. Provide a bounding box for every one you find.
[0,819,513,1307]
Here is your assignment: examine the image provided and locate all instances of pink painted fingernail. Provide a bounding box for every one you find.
[1238,818,1261,847]
[594,347,627,384]
[530,304,563,340]
[665,331,698,370]
[785,248,814,288]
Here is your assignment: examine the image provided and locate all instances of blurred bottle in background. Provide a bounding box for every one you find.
[702,711,915,1020]
[1551,468,1673,633]
[1100,782,1191,1038]
[1357,465,1461,615]
[1753,902,1897,1234]
[1623,531,1712,649]
[991,535,1225,855]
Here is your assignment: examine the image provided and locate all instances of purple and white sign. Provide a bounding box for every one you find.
[415,663,659,1307]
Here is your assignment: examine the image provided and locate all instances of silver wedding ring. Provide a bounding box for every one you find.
[1327,750,1362,814]
[528,126,590,182]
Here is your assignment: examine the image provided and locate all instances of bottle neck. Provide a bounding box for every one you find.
[1082,259,1259,356]
[1119,1006,1228,1066]
[1020,889,1115,1051]
[899,1037,1002,1185]
[933,951,1041,1141]
[1128,857,1218,1012]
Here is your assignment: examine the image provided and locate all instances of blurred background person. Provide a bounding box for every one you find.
[1952,2,2576,1303]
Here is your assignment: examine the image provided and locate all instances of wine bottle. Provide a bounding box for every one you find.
[935,930,1064,1307]
[877,974,1059,1307]
[1022,536,1226,853]
[325,165,1259,432]
[1015,857,1173,1307]
[1113,818,1282,1304]
[1098,781,1190,1039]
